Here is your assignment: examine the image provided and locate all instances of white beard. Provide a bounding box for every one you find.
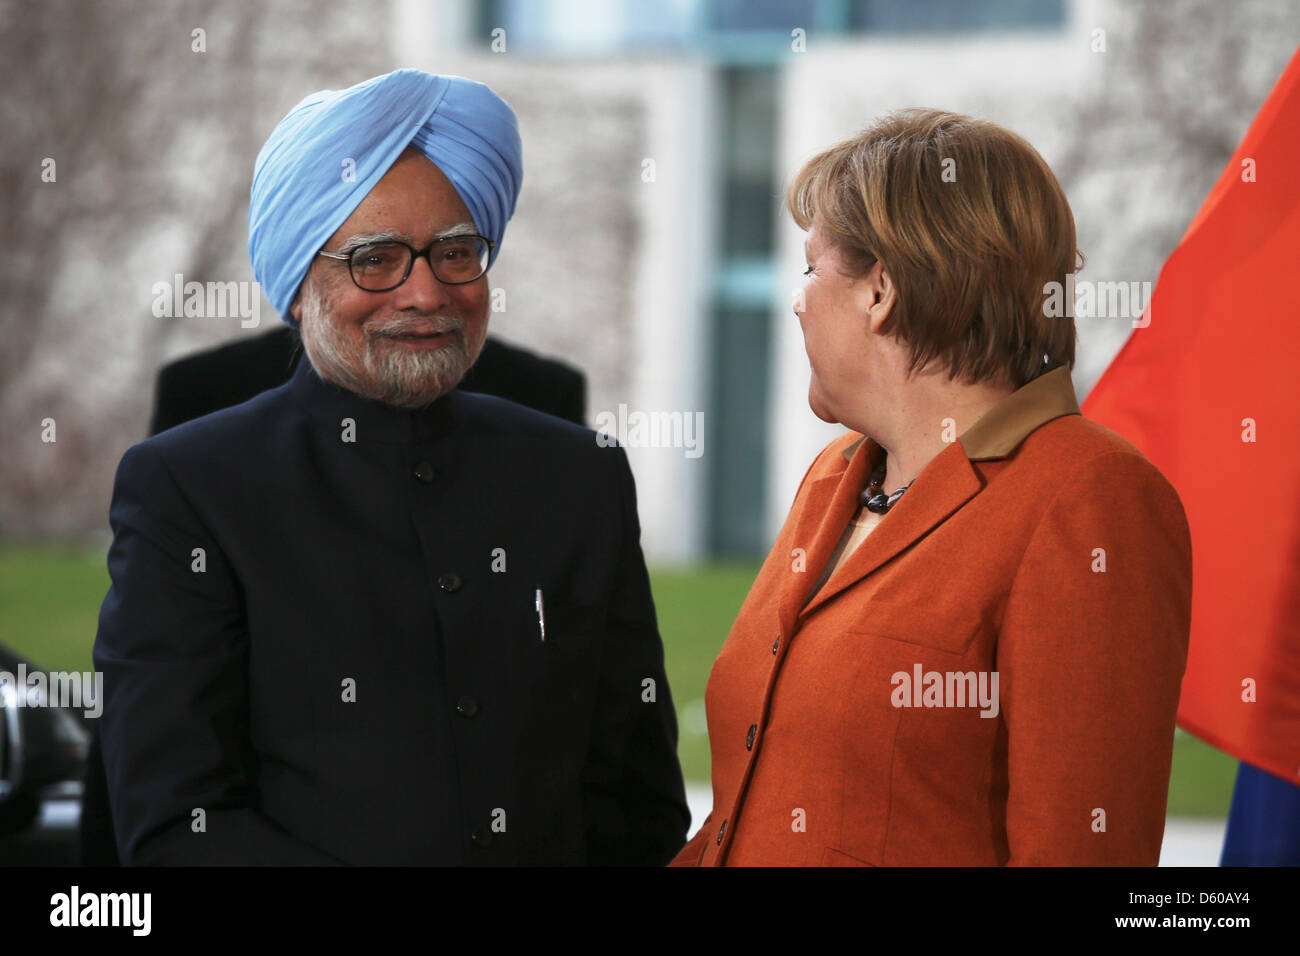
[297,281,479,409]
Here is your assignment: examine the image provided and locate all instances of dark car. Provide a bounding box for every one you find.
[0,642,89,865]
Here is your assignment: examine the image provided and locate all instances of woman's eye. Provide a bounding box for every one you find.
[803,266,814,277]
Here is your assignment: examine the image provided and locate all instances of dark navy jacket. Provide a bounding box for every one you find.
[94,357,689,865]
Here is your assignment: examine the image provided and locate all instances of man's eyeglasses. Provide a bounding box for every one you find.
[317,234,494,291]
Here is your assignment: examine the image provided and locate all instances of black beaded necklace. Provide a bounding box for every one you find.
[858,457,915,514]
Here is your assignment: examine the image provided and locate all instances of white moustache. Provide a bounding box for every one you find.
[368,316,465,339]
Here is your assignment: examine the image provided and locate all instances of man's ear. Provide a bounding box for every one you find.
[288,289,302,325]
[864,260,897,336]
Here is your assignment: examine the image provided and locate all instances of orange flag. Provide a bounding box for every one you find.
[1082,45,1300,783]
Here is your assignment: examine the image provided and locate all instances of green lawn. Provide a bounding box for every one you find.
[0,545,1239,816]
[0,544,108,674]
[650,562,761,784]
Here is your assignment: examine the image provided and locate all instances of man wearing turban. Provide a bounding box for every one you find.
[93,70,689,865]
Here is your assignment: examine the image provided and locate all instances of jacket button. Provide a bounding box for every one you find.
[438,573,462,593]
[456,696,479,718]
[772,636,780,654]
[716,819,727,844]
[471,827,492,847]
[746,724,757,750]
[413,461,436,483]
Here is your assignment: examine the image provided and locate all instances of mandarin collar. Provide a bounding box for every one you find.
[286,353,458,444]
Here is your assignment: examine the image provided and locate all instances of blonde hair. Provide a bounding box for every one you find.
[786,108,1081,389]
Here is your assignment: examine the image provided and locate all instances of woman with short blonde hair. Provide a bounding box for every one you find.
[788,108,1080,389]
[673,109,1191,867]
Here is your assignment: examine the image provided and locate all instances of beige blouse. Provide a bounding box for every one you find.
[801,503,886,610]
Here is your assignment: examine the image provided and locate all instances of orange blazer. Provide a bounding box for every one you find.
[672,367,1192,866]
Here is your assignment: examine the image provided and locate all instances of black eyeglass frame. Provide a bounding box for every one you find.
[317,233,496,291]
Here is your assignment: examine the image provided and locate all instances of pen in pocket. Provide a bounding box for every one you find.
[535,588,546,642]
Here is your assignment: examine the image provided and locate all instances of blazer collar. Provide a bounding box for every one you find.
[781,365,1081,628]
[286,352,459,444]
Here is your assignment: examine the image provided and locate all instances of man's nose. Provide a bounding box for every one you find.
[392,253,454,312]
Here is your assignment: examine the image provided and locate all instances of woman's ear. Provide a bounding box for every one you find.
[864,261,897,335]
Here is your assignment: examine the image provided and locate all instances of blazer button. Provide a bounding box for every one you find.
[456,696,479,718]
[716,819,727,844]
[772,636,780,654]
[471,827,493,848]
[438,572,462,593]
[413,461,436,483]
[746,724,757,750]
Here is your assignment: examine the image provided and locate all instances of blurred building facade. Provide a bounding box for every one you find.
[1,0,1295,561]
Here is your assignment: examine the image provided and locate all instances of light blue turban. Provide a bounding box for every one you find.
[249,69,523,325]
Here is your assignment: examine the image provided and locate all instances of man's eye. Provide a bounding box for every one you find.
[440,243,472,260]
[353,245,401,267]
[803,266,814,276]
